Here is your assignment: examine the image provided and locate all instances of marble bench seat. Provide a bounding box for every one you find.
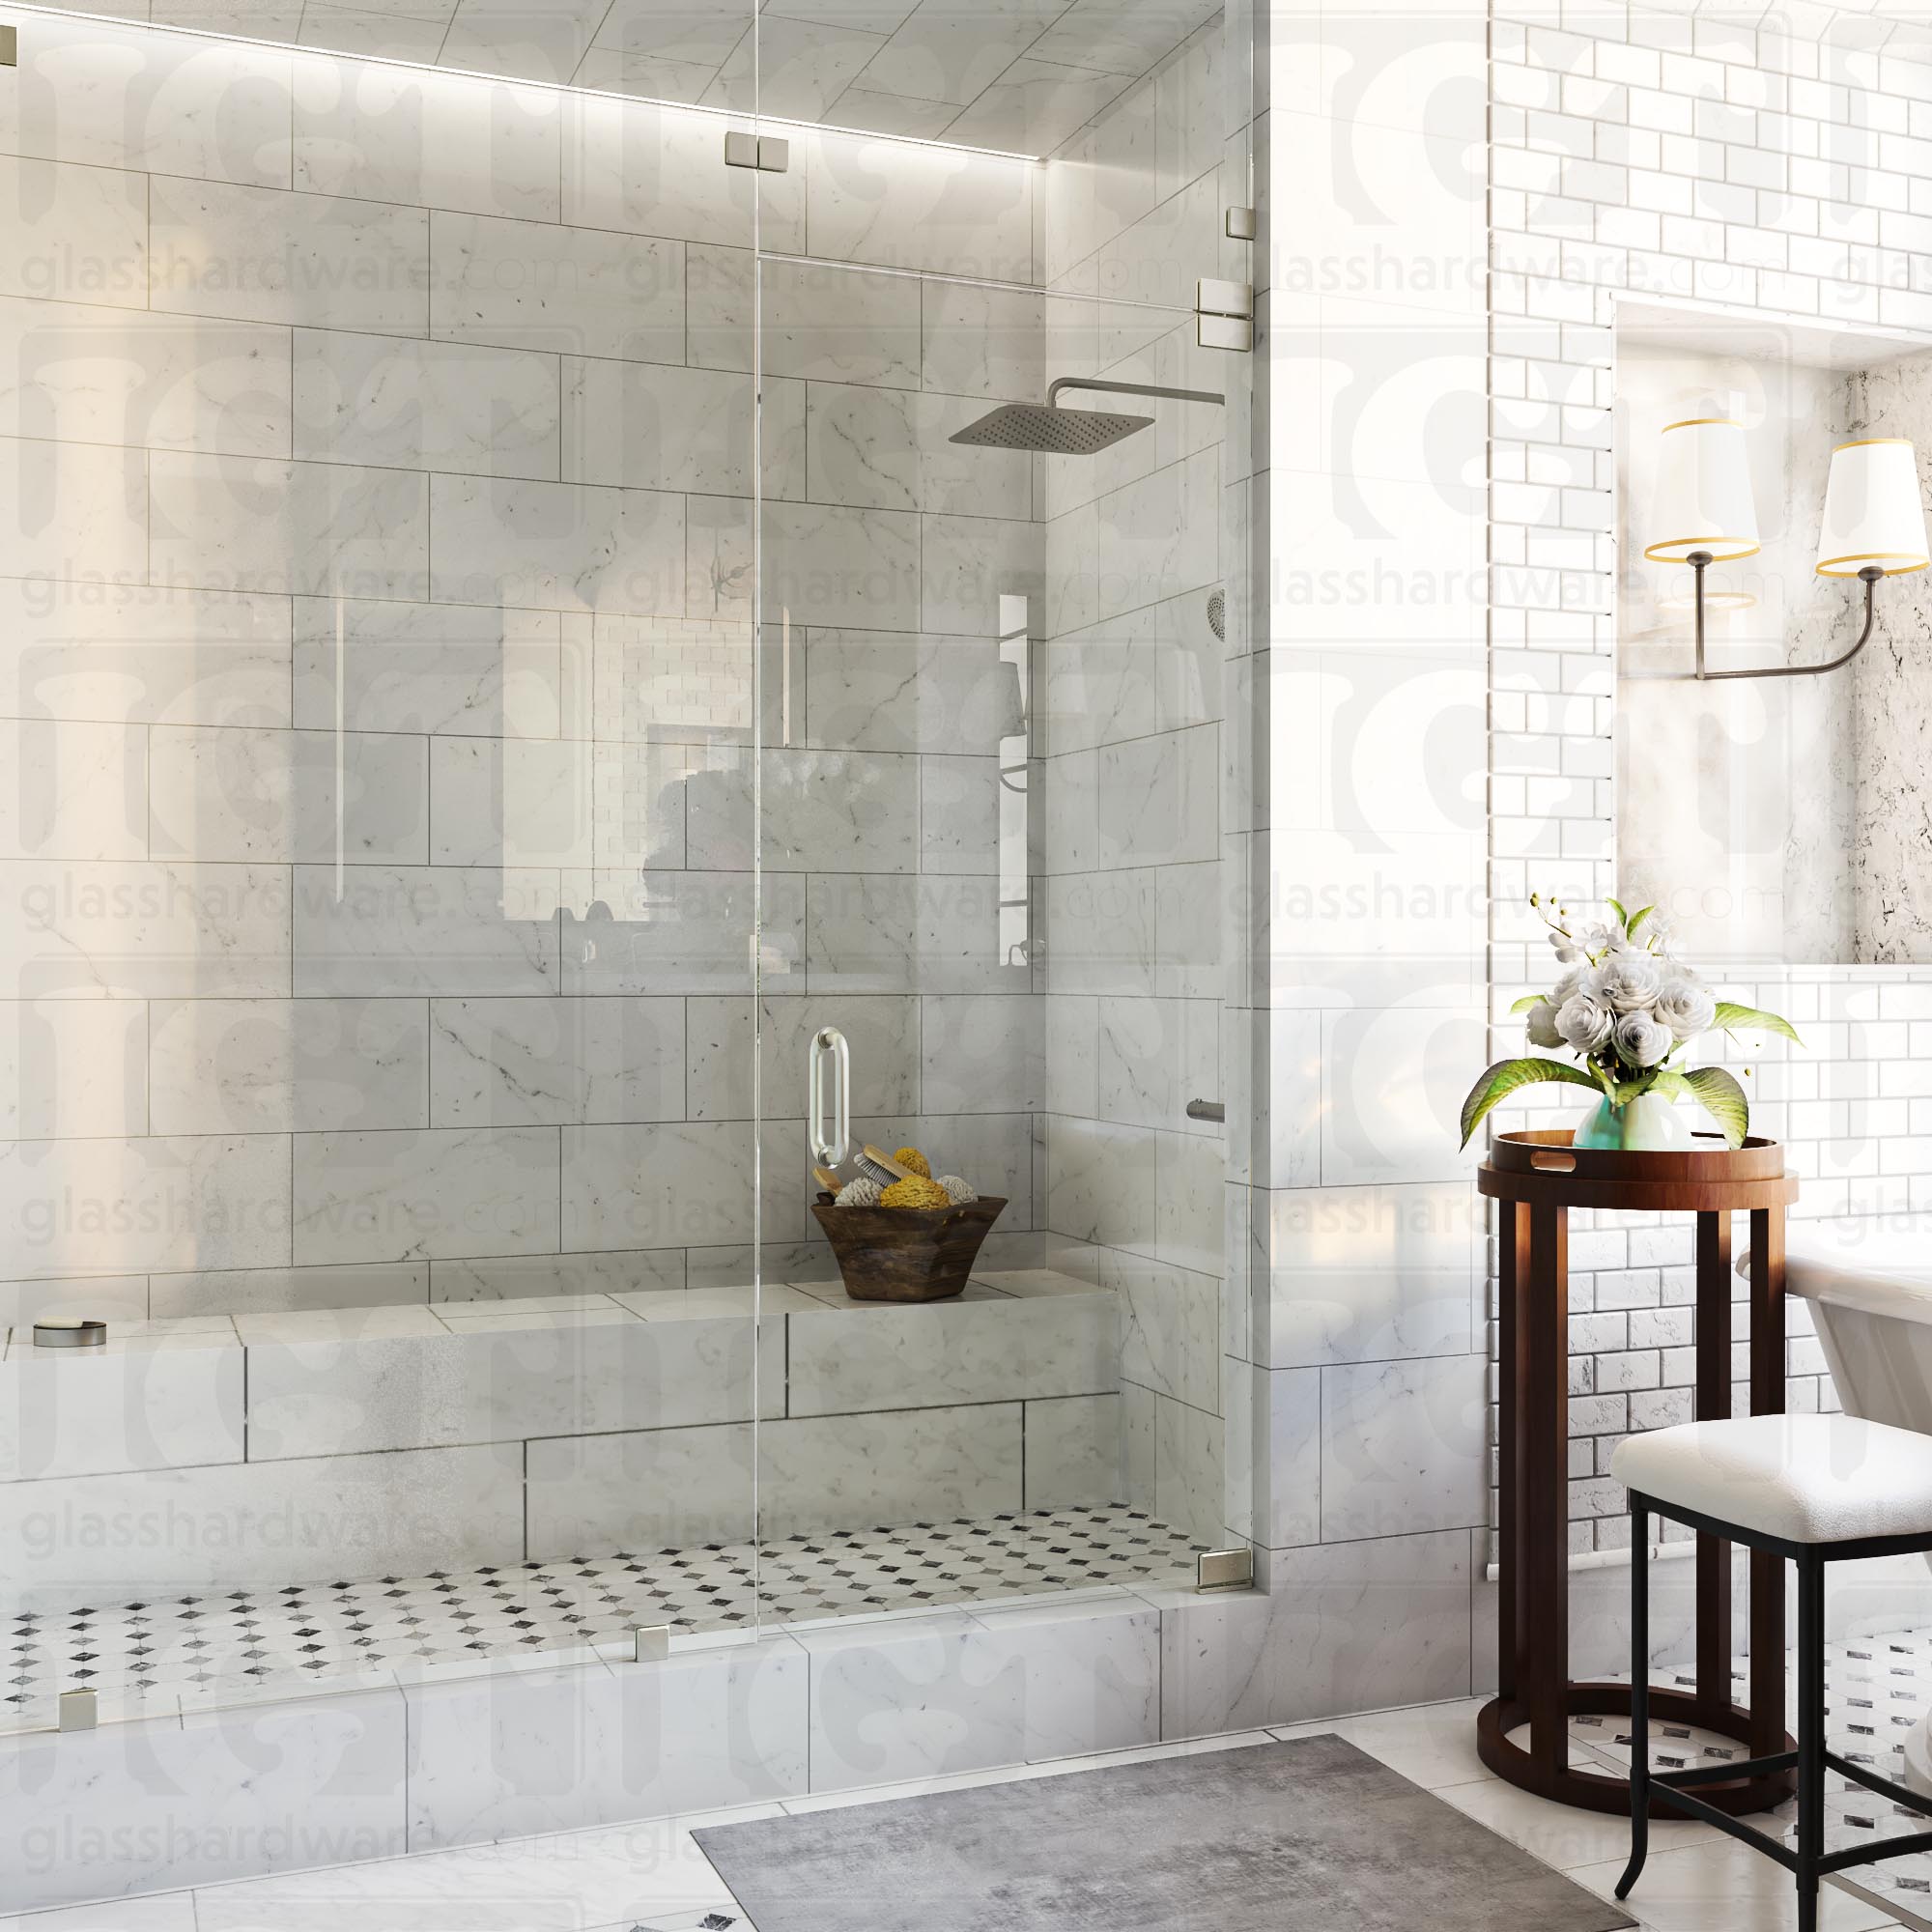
[0,1269,1122,1613]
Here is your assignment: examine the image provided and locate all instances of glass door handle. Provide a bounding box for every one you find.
[809,1026,851,1167]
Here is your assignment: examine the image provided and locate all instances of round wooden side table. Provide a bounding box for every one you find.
[1476,1129,1800,1816]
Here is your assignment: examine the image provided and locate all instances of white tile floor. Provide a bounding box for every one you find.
[19,1630,1932,1932]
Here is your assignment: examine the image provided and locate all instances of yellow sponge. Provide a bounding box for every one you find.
[879,1175,949,1209]
[894,1146,932,1179]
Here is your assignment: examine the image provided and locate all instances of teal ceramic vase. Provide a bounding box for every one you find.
[1573,1091,1701,1151]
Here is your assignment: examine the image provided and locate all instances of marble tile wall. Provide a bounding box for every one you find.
[0,8,1070,1340]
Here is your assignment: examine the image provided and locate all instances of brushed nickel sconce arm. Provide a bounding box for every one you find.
[1628,551,1884,683]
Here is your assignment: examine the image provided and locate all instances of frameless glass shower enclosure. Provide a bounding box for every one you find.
[0,0,1251,1725]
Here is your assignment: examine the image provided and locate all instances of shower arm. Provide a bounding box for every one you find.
[1047,377,1226,411]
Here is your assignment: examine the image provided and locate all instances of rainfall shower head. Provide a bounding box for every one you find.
[951,376,1225,456]
[952,402,1151,454]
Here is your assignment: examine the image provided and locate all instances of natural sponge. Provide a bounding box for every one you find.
[879,1175,949,1209]
[937,1174,978,1205]
[893,1146,932,1179]
[834,1177,883,1208]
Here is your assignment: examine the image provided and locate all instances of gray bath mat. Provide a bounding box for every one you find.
[693,1734,1636,1931]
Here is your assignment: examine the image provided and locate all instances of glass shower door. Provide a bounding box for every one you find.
[750,228,1233,1622]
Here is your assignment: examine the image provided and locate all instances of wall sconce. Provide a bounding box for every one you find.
[1641,420,1929,682]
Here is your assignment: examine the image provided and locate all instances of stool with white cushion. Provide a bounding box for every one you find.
[1611,1413,1932,1932]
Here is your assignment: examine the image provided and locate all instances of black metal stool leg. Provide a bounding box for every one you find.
[1616,1497,1650,1901]
[1796,1549,1825,1932]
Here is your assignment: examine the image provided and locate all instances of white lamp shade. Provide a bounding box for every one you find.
[1816,438,1930,577]
[1643,417,1760,564]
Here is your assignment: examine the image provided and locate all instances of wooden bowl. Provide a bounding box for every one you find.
[810,1196,1007,1303]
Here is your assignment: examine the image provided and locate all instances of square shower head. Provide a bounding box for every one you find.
[949,402,1152,455]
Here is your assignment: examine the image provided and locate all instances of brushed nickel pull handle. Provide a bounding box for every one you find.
[1185,1098,1225,1123]
[809,1026,850,1168]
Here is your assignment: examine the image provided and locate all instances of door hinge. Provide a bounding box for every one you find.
[1197,278,1254,353]
[725,130,790,173]
[1196,1547,1256,1592]
[1225,206,1256,241]
[0,24,16,65]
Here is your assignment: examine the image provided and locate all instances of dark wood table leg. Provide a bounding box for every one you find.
[1498,1200,1531,1704]
[1694,1209,1733,1725]
[1748,1204,1787,1756]
[1526,1201,1569,1774]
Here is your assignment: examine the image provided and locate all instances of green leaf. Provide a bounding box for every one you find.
[1627,904,1656,937]
[1681,1065,1750,1148]
[1711,1001,1804,1047]
[1459,1057,1604,1148]
[1605,896,1628,926]
[1508,993,1548,1014]
[1647,1067,1688,1100]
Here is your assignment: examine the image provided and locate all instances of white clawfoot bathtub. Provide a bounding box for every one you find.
[1740,1228,1932,1792]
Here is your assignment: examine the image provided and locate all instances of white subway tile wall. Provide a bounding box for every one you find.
[1483,0,1932,1551]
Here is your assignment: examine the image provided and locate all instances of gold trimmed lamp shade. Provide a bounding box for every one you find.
[1643,417,1760,564]
[1816,438,1930,578]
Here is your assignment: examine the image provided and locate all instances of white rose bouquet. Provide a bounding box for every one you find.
[1460,894,1802,1149]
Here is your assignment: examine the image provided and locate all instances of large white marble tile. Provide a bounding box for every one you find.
[561,868,796,996]
[921,513,1045,639]
[1111,1249,1220,1413]
[563,357,792,499]
[150,175,428,331]
[431,475,683,617]
[149,997,298,1135]
[1046,724,1219,876]
[562,1120,799,1252]
[148,724,427,864]
[403,1642,808,1852]
[0,436,146,584]
[151,1259,429,1318]
[0,156,147,309]
[1038,865,1156,999]
[803,629,1014,755]
[0,722,142,865]
[294,328,560,480]
[1252,1363,1321,1548]
[686,748,920,874]
[917,753,1001,877]
[292,597,561,739]
[1257,1179,1478,1366]
[921,277,1043,403]
[247,1302,773,1456]
[0,1690,408,1912]
[233,1301,444,1345]
[431,209,684,363]
[291,1124,560,1264]
[685,992,918,1122]
[805,873,1027,996]
[294,863,559,997]
[0,998,145,1139]
[1095,994,1218,1134]
[430,1248,682,1302]
[0,295,290,459]
[800,127,1032,281]
[1043,1114,1157,1252]
[1119,1380,1223,1544]
[1023,1391,1121,1509]
[0,1132,289,1279]
[919,993,1041,1114]
[1157,1529,1473,1737]
[561,89,780,251]
[732,255,921,387]
[427,738,593,869]
[762,501,920,632]
[293,53,560,220]
[429,995,683,1127]
[787,1290,1114,1416]
[1319,1351,1488,1542]
[150,453,430,601]
[0,14,293,186]
[0,1441,522,1614]
[526,1418,756,1551]
[0,1889,199,1930]
[0,1339,243,1479]
[964,1595,1161,1761]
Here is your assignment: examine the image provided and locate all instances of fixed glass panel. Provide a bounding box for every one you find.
[0,0,768,1730]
